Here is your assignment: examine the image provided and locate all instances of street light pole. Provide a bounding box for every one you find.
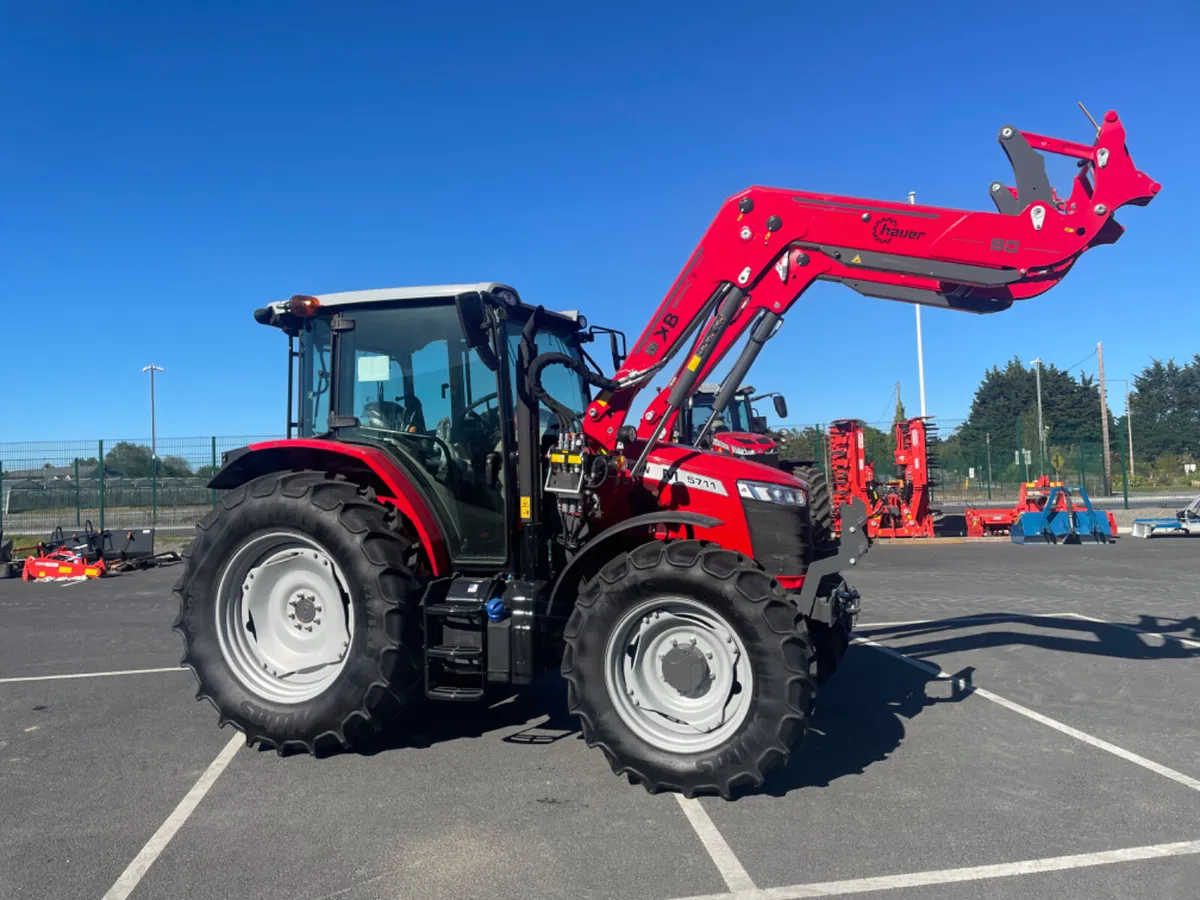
[1029,357,1045,475]
[142,364,164,460]
[909,191,927,417]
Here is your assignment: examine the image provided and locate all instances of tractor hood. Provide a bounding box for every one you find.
[641,442,806,498]
[710,431,778,456]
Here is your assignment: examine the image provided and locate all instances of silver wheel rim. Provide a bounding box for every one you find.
[215,530,354,704]
[604,596,754,754]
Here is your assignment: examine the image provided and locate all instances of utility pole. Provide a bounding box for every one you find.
[142,364,164,460]
[1096,342,1112,492]
[909,191,927,416]
[1125,379,1134,477]
[1030,357,1045,476]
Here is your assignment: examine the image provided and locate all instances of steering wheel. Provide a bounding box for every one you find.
[461,392,499,424]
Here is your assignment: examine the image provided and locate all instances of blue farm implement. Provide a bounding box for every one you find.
[1010,484,1113,545]
[1131,493,1200,539]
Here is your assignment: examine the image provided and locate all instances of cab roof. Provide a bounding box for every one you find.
[260,282,586,329]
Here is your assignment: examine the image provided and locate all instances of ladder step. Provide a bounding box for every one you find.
[427,685,485,702]
[425,601,483,617]
[428,645,483,661]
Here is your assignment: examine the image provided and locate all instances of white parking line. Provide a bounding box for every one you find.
[101,732,243,900]
[0,666,186,684]
[854,636,1200,793]
[666,839,1200,900]
[674,795,757,894]
[1056,611,1200,649]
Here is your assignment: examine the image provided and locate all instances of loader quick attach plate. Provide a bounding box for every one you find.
[796,497,869,625]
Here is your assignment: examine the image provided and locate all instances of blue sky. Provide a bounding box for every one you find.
[1,0,1195,442]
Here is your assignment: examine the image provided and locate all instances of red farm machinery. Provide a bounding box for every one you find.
[828,417,940,539]
[965,475,1119,538]
[173,110,1157,798]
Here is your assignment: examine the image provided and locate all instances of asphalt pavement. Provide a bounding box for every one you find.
[1,537,1197,900]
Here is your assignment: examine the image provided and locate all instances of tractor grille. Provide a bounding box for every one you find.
[742,499,809,575]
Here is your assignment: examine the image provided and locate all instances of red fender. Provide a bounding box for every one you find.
[210,439,450,576]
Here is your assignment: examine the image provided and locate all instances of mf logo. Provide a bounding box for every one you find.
[872,216,925,245]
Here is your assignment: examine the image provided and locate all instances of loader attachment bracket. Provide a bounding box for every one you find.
[796,497,870,625]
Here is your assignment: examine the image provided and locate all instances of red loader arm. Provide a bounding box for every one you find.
[579,110,1158,454]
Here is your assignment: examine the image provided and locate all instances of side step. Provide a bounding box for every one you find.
[421,578,496,702]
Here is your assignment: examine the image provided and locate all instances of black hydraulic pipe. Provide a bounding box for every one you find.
[692,309,781,448]
[631,285,745,478]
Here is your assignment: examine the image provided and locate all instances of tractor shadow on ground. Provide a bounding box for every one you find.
[857,612,1200,663]
[305,673,581,759]
[755,644,958,797]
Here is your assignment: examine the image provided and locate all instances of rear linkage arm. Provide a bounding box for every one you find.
[580,110,1159,456]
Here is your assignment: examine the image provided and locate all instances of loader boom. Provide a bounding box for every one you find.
[579,110,1158,452]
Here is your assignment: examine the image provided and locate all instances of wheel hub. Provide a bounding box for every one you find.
[290,592,320,625]
[605,597,754,753]
[660,644,712,698]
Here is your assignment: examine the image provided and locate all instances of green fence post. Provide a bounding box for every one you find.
[98,440,105,533]
[1078,444,1086,492]
[151,452,158,525]
[211,436,218,507]
[75,458,81,527]
[986,433,993,501]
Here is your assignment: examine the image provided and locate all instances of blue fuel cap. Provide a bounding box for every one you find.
[486,597,507,622]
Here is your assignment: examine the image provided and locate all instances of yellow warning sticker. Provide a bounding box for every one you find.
[687,355,702,372]
[567,454,582,464]
[850,254,862,264]
[549,453,565,463]
[520,496,532,519]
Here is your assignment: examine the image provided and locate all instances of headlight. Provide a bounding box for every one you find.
[737,479,806,506]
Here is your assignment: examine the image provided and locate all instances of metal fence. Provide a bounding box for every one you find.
[0,436,277,541]
[774,418,1198,510]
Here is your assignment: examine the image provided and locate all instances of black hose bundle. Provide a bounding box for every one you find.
[527,351,620,433]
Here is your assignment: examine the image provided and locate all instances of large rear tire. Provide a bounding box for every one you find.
[173,471,424,754]
[562,540,816,799]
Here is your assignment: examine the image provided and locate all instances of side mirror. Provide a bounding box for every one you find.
[610,333,624,370]
[455,291,489,349]
[773,395,788,419]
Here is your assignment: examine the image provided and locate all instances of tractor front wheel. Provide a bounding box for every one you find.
[173,471,424,754]
[562,540,816,799]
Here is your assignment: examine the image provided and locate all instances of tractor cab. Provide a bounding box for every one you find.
[256,284,592,564]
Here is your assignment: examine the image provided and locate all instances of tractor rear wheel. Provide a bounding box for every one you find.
[562,540,816,799]
[173,471,424,754]
[795,464,834,558]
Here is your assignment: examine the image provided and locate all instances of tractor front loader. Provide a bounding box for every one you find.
[175,109,1157,798]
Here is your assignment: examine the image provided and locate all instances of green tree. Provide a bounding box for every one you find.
[103,443,193,477]
[1120,354,1200,463]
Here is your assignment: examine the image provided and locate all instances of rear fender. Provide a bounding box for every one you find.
[546,512,722,620]
[208,440,450,576]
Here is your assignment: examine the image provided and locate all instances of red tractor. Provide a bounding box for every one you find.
[175,111,1157,797]
[677,381,787,462]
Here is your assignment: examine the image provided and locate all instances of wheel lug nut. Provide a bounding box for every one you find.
[295,623,302,630]
[671,639,678,647]
[706,652,713,659]
[314,618,321,625]
[305,625,313,632]
[288,612,296,619]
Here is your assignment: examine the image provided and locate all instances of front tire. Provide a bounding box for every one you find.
[562,540,816,799]
[173,471,424,754]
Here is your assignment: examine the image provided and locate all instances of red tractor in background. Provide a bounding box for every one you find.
[965,475,1120,537]
[677,381,787,463]
[829,417,940,539]
[175,110,1157,798]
